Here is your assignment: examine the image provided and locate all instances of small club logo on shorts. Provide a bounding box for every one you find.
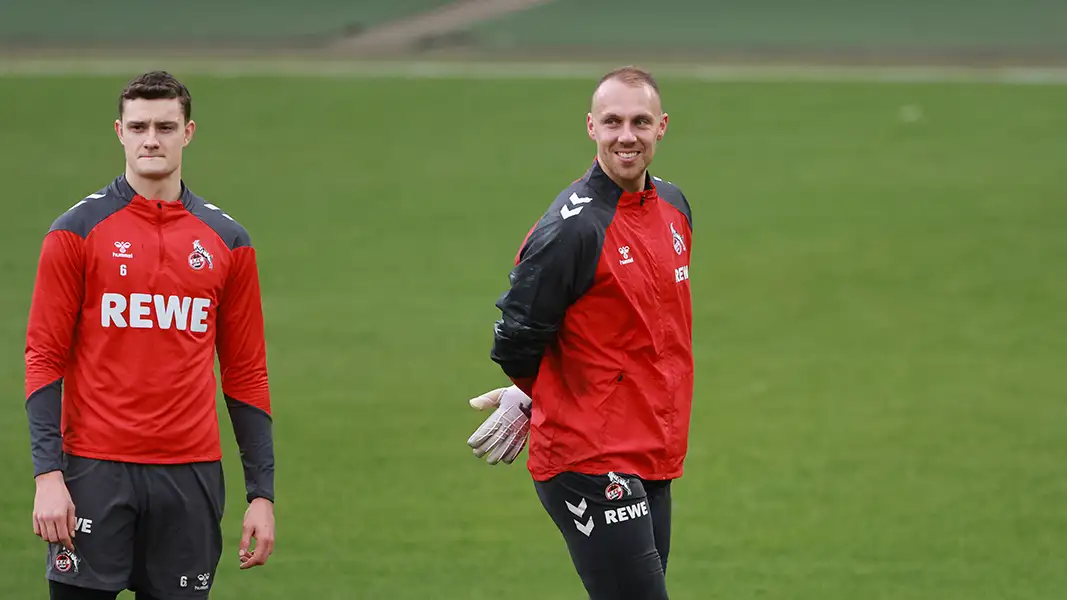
[54,549,80,574]
[605,472,633,500]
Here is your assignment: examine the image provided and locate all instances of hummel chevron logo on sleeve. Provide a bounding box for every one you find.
[560,192,592,219]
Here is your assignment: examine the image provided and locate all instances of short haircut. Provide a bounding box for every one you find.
[594,66,661,99]
[118,71,192,122]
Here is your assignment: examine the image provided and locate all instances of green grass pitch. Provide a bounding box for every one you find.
[0,68,1065,599]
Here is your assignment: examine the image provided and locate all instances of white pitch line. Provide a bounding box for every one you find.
[2,58,1067,85]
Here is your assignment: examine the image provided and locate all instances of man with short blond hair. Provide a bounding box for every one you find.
[468,66,694,599]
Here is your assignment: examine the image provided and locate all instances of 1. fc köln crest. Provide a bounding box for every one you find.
[53,548,81,575]
[605,472,633,500]
[670,223,686,256]
[188,239,214,271]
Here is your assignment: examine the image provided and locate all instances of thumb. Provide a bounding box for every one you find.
[67,505,77,544]
[469,387,507,411]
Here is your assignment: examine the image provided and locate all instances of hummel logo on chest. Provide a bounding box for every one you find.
[112,241,134,259]
[618,246,634,265]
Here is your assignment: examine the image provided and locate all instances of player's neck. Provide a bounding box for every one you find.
[125,167,183,202]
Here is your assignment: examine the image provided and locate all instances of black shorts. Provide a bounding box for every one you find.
[534,471,673,600]
[46,454,226,598]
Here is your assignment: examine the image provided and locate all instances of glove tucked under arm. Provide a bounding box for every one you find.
[467,386,532,465]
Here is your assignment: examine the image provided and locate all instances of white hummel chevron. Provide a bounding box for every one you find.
[574,517,595,537]
[560,205,583,219]
[203,202,236,221]
[68,192,105,212]
[566,498,587,518]
[560,192,592,219]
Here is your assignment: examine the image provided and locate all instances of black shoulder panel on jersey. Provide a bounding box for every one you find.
[531,177,619,300]
[49,176,132,238]
[490,171,618,379]
[183,192,253,251]
[655,178,693,232]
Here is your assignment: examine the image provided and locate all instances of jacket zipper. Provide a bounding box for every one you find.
[157,202,164,266]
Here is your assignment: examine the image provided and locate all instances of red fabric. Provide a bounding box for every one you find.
[526,187,694,482]
[25,195,270,464]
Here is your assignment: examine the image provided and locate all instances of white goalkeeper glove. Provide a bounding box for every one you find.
[466,386,532,465]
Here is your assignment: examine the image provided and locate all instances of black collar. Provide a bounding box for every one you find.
[113,173,193,207]
[584,159,656,204]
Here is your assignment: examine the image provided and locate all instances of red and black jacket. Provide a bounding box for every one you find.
[491,160,694,482]
[25,174,274,503]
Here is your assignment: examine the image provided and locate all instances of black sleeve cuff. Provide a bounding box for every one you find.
[26,379,64,478]
[225,395,275,504]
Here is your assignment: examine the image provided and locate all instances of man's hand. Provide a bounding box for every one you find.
[33,471,76,552]
[238,498,275,569]
[467,386,532,465]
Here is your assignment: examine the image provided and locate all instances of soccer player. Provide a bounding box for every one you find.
[25,71,276,600]
[467,66,693,600]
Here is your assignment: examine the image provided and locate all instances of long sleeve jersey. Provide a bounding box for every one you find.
[491,160,694,482]
[25,174,275,503]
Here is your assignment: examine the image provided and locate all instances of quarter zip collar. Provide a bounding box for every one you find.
[111,173,194,209]
[584,159,658,208]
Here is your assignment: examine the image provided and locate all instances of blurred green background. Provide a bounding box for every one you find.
[1,2,1066,599]
[2,0,1066,60]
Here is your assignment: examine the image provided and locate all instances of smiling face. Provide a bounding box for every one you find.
[587,75,668,193]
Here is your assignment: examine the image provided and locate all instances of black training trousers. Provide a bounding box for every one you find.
[535,471,673,600]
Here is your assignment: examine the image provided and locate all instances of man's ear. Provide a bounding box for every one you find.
[184,120,196,146]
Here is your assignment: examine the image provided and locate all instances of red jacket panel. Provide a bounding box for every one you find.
[492,161,694,481]
[26,175,273,500]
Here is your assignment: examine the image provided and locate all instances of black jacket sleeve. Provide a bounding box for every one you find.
[490,202,604,380]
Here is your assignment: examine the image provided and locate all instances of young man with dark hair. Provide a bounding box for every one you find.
[26,71,276,600]
[468,66,694,599]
